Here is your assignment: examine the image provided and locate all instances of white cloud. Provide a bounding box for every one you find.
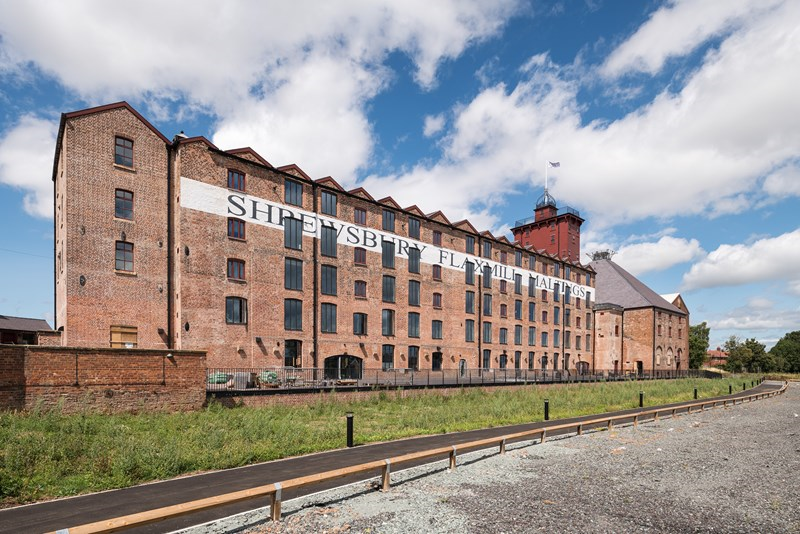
[709,306,800,332]
[0,115,57,218]
[763,161,800,198]
[682,229,800,290]
[613,236,704,276]
[601,0,782,77]
[423,114,446,138]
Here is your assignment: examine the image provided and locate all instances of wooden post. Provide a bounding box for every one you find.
[577,423,583,436]
[654,411,659,421]
[541,429,547,443]
[381,460,391,491]
[672,408,676,417]
[608,418,613,430]
[500,438,506,455]
[633,414,638,428]
[271,483,282,521]
[449,446,457,470]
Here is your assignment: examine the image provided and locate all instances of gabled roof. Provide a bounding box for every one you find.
[0,315,52,332]
[178,136,218,150]
[497,236,512,245]
[225,147,272,167]
[453,219,479,234]
[427,210,452,225]
[277,164,312,180]
[348,187,375,201]
[480,230,495,239]
[589,259,686,315]
[316,176,344,191]
[403,205,426,217]
[377,196,402,210]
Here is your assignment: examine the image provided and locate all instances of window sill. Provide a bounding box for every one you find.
[228,278,247,284]
[113,163,136,173]
[355,295,368,300]
[114,217,134,223]
[115,270,137,277]
[228,236,246,243]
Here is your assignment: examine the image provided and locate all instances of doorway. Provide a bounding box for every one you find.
[324,355,363,380]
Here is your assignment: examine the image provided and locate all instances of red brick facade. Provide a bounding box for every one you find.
[53,102,597,376]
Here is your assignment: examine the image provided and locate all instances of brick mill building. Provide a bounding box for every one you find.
[53,102,603,376]
[589,258,689,374]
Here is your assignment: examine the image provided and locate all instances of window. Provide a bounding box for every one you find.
[227,259,245,281]
[382,209,395,232]
[528,302,536,322]
[554,329,561,347]
[285,258,303,290]
[585,336,591,351]
[564,331,571,349]
[669,326,673,337]
[541,331,549,347]
[499,353,507,369]
[542,289,548,301]
[285,179,302,206]
[408,346,419,370]
[483,322,492,343]
[354,208,367,225]
[353,313,368,335]
[565,286,571,304]
[432,265,442,280]
[586,313,592,330]
[432,351,443,371]
[465,261,475,285]
[228,218,245,240]
[515,300,522,320]
[115,241,134,271]
[227,169,245,191]
[586,273,592,285]
[554,307,560,325]
[408,312,420,338]
[576,316,581,329]
[284,340,301,367]
[321,303,337,333]
[110,325,137,348]
[433,230,442,245]
[355,280,367,298]
[382,275,396,303]
[284,299,302,330]
[465,319,475,342]
[382,309,395,336]
[500,251,507,264]
[408,248,420,273]
[528,279,536,297]
[553,282,560,302]
[528,255,536,270]
[284,217,302,250]
[564,309,571,327]
[409,280,420,306]
[514,274,522,295]
[321,225,337,257]
[382,240,395,268]
[482,349,491,369]
[528,326,536,346]
[658,324,662,336]
[466,235,475,254]
[382,344,394,370]
[678,328,683,339]
[408,217,420,239]
[554,263,561,277]
[226,296,247,324]
[566,266,571,280]
[515,251,522,267]
[465,291,475,314]
[115,189,133,219]
[354,247,367,265]
[500,280,507,293]
[500,328,508,344]
[483,241,492,258]
[432,320,443,339]
[321,265,337,295]
[114,137,133,167]
[585,291,592,307]
[483,293,492,316]
[576,336,582,350]
[483,265,492,288]
[321,191,337,216]
[514,325,522,345]
[528,351,535,370]
[432,292,442,308]
[500,304,508,318]
[542,310,548,323]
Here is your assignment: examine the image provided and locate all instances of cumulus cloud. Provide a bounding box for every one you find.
[0,115,57,218]
[423,114,446,138]
[613,236,704,276]
[682,229,800,290]
[709,304,800,332]
[763,160,800,198]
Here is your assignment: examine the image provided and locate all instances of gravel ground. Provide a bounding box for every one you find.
[184,382,800,534]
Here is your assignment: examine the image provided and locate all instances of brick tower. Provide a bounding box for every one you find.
[511,189,583,261]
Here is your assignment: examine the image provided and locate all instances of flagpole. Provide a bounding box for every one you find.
[544,160,548,191]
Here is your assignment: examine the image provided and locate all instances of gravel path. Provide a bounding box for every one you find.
[186,382,800,534]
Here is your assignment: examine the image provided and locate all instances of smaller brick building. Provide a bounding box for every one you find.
[0,315,52,345]
[590,258,688,374]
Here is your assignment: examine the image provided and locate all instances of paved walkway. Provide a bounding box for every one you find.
[0,381,781,534]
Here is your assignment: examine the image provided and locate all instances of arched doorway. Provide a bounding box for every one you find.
[324,355,363,380]
[459,359,467,377]
[576,361,589,375]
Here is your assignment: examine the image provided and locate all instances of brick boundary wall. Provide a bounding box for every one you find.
[0,346,206,413]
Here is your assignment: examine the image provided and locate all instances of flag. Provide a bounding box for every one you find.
[548,161,560,168]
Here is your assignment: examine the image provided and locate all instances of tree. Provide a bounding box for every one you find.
[688,322,710,369]
[724,336,775,373]
[770,331,800,372]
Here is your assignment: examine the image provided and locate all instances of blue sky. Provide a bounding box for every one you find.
[0,0,798,350]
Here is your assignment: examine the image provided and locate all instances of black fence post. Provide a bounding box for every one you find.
[743,382,746,391]
[729,384,732,394]
[639,391,644,408]
[346,412,354,448]
[694,387,698,400]
[544,399,550,421]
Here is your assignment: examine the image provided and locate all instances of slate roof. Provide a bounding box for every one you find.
[0,315,53,332]
[588,259,686,315]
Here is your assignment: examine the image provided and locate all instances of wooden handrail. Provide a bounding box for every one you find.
[51,381,787,533]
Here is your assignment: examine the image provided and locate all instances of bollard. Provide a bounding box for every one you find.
[729,384,732,394]
[694,387,698,400]
[346,412,354,448]
[639,391,644,408]
[743,382,746,391]
[544,399,550,421]
[751,380,754,387]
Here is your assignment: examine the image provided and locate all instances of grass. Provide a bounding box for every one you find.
[0,375,759,506]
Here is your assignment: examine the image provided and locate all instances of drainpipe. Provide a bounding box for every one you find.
[312,183,319,375]
[652,309,657,373]
[477,239,483,369]
[166,141,174,349]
